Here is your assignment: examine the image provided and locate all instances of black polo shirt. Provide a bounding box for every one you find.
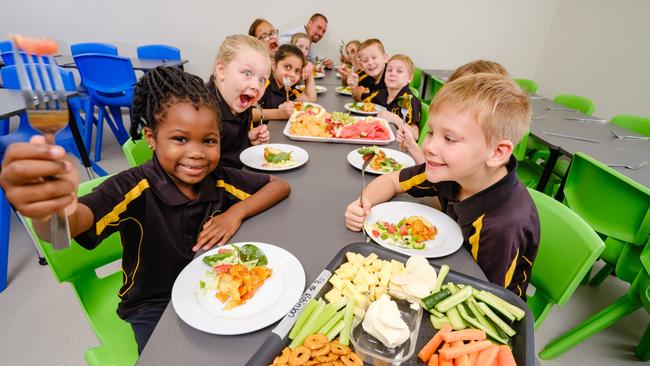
[398,157,540,298]
[75,155,270,318]
[362,85,422,126]
[358,65,386,93]
[206,75,254,169]
[258,78,301,109]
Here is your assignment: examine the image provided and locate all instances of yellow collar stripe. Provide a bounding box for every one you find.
[264,79,270,90]
[399,172,428,192]
[469,214,485,261]
[363,91,379,103]
[96,179,150,235]
[217,180,251,200]
[504,247,520,288]
[358,73,368,82]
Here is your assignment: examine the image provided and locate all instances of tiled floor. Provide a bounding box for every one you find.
[0,121,648,365]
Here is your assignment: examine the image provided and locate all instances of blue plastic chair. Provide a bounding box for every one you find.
[74,54,135,161]
[0,191,9,292]
[136,44,181,60]
[1,51,51,66]
[0,40,11,53]
[70,42,118,56]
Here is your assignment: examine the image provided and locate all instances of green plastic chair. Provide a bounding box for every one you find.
[417,102,430,146]
[539,239,650,361]
[410,67,422,94]
[514,78,538,94]
[23,176,138,366]
[526,188,605,330]
[122,137,153,167]
[562,153,650,285]
[409,86,420,99]
[610,114,650,137]
[553,94,596,115]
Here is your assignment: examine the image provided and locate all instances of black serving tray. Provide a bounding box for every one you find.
[247,242,534,366]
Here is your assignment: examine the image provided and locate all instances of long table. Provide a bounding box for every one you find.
[137,72,487,365]
[54,55,188,71]
[423,70,650,191]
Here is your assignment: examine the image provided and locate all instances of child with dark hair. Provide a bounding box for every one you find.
[0,66,291,354]
[254,44,317,121]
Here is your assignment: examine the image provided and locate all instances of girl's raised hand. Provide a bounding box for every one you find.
[279,101,296,117]
[302,63,314,81]
[248,124,270,145]
[0,135,79,220]
[347,72,359,87]
[193,208,245,251]
[344,197,372,231]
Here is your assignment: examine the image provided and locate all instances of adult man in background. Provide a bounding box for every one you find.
[280,13,334,69]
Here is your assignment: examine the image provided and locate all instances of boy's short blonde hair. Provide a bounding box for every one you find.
[346,40,360,51]
[358,38,386,54]
[448,60,510,83]
[215,34,270,67]
[431,73,531,145]
[290,32,310,45]
[388,54,414,75]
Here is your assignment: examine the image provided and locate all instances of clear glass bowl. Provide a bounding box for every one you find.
[349,295,422,366]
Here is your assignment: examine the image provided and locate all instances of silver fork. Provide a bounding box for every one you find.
[607,161,648,170]
[610,130,650,141]
[12,38,71,250]
[360,152,375,241]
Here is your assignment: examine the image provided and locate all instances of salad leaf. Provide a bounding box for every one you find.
[266,151,292,163]
[238,244,268,266]
[202,252,233,266]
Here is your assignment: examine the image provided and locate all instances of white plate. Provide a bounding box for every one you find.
[364,202,463,258]
[239,143,309,171]
[297,85,327,94]
[335,86,352,96]
[313,72,326,79]
[171,242,305,335]
[284,116,395,145]
[336,73,341,78]
[293,102,325,117]
[344,102,387,115]
[347,147,416,175]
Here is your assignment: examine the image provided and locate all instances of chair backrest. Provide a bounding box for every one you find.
[513,128,530,161]
[417,102,430,146]
[70,42,118,56]
[136,44,181,60]
[409,86,420,99]
[514,78,538,94]
[527,188,605,327]
[1,51,51,66]
[563,152,650,245]
[553,94,596,115]
[0,40,11,53]
[1,64,76,92]
[122,137,153,167]
[73,53,136,95]
[25,176,121,283]
[611,114,650,137]
[410,66,422,92]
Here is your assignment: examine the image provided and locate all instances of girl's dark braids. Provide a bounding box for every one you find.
[129,66,219,140]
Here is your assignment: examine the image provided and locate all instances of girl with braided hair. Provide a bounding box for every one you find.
[0,66,291,353]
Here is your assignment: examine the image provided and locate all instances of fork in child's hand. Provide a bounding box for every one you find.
[282,76,291,102]
[11,35,71,249]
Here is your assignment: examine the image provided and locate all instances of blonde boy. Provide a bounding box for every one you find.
[347,39,388,101]
[344,73,540,298]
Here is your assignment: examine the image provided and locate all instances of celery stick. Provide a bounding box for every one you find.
[338,297,356,346]
[303,303,339,336]
[331,297,348,311]
[288,299,317,340]
[289,300,325,349]
[478,302,517,337]
[435,285,473,313]
[477,290,525,321]
[326,320,345,341]
[318,309,345,335]
[432,264,449,293]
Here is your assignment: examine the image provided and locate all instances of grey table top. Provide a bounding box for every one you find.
[137,72,486,365]
[0,88,78,119]
[53,55,188,71]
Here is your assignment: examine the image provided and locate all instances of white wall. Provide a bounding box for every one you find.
[0,0,557,80]
[534,0,650,119]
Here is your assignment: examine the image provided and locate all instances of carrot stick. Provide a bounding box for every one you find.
[467,341,479,366]
[428,353,439,366]
[476,345,499,366]
[439,343,453,366]
[418,324,453,362]
[442,329,487,343]
[451,341,471,366]
[439,340,492,360]
[496,345,517,366]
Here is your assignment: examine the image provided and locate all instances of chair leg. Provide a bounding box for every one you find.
[107,107,129,144]
[0,119,9,136]
[83,102,95,153]
[95,107,105,162]
[590,263,614,285]
[539,295,640,359]
[12,211,47,265]
[581,265,592,285]
[636,322,650,361]
[0,192,10,292]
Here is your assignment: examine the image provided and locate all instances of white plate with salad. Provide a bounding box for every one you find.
[347,146,415,174]
[240,143,309,171]
[364,202,463,258]
[296,85,327,94]
[344,102,386,115]
[335,86,352,96]
[171,242,305,335]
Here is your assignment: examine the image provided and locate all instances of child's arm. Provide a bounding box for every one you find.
[396,124,425,164]
[351,86,365,102]
[298,63,317,102]
[378,111,420,138]
[344,171,403,231]
[193,176,291,251]
[0,136,95,241]
[252,105,294,122]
